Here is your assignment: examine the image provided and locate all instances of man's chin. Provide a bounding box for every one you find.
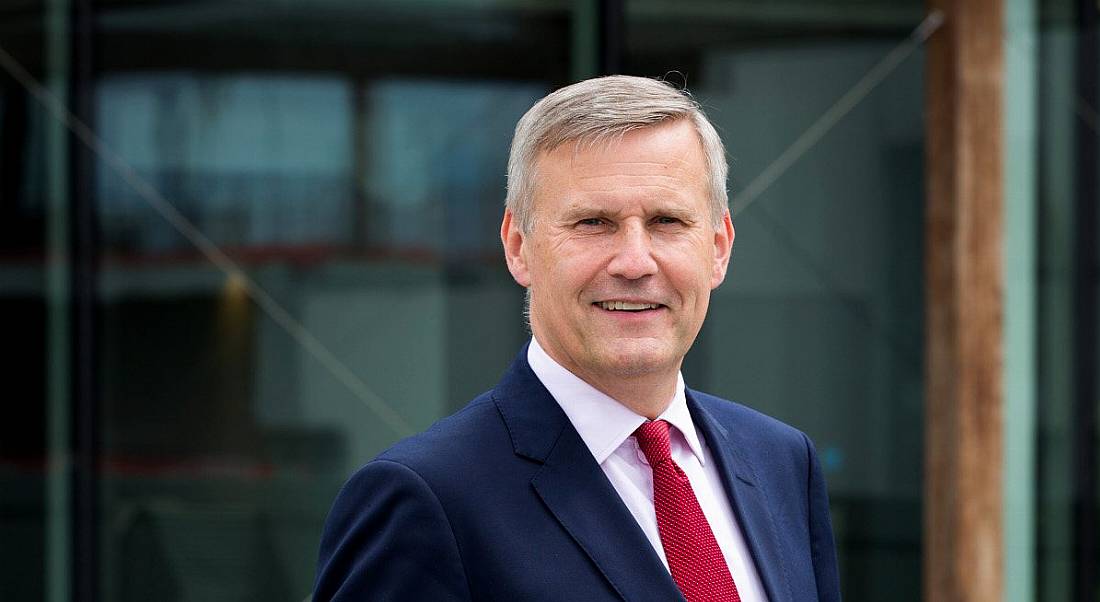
[591,344,678,378]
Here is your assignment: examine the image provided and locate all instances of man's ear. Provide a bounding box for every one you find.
[711,210,735,288]
[501,209,532,287]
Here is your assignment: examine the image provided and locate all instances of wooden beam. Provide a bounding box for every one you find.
[924,0,1004,601]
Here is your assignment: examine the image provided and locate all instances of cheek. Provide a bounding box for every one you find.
[548,248,600,283]
[658,248,713,284]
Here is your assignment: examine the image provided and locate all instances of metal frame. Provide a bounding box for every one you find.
[1071,2,1098,599]
[69,0,99,599]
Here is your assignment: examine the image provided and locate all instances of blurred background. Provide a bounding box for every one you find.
[0,0,1095,600]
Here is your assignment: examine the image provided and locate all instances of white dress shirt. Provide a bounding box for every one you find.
[527,338,768,602]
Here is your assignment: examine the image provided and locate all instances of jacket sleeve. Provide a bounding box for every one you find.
[804,433,842,601]
[314,459,472,601]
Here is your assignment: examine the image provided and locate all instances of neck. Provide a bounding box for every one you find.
[586,373,679,420]
[533,338,681,419]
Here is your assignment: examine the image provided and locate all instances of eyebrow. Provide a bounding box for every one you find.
[557,205,610,222]
[557,203,700,223]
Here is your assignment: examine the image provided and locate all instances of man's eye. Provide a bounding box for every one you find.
[654,216,681,225]
[577,218,604,226]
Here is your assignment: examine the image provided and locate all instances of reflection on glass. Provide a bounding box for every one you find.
[89,2,570,599]
[96,74,356,253]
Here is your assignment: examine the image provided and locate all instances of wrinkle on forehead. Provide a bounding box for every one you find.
[563,132,704,181]
[573,160,696,179]
[568,176,697,198]
[568,160,706,197]
[568,143,698,169]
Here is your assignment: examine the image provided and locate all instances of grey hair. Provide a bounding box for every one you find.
[505,75,728,232]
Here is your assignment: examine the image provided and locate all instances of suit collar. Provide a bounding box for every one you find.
[492,345,685,602]
[491,341,572,463]
[687,391,795,602]
[526,337,706,466]
[526,337,646,463]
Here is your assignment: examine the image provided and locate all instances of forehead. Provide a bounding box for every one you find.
[532,120,708,202]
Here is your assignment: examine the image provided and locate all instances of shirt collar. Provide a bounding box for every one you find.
[527,337,707,466]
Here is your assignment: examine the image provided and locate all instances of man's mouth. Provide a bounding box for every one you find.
[595,301,663,312]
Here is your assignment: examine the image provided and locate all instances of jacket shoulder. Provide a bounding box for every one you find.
[372,390,507,475]
[688,388,820,490]
[689,389,808,445]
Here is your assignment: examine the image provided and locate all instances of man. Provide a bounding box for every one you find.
[315,75,841,602]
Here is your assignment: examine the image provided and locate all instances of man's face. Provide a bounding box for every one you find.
[502,119,734,388]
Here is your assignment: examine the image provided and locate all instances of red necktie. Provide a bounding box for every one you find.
[634,420,741,602]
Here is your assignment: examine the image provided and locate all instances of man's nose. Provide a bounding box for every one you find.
[606,224,658,280]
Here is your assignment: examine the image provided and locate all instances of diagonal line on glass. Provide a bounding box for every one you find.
[731,9,944,219]
[720,11,945,376]
[1074,90,1099,134]
[0,44,415,438]
[746,203,924,372]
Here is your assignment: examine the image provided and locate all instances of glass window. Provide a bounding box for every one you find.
[90,2,572,600]
[1,1,988,600]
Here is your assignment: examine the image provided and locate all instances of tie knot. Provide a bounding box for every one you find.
[633,419,673,466]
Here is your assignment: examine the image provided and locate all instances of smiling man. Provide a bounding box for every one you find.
[315,76,841,602]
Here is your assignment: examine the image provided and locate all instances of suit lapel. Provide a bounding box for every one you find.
[531,427,685,602]
[493,347,683,602]
[688,391,794,602]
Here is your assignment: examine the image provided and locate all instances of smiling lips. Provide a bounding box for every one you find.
[596,300,663,311]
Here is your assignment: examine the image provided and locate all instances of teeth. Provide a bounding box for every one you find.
[599,301,659,311]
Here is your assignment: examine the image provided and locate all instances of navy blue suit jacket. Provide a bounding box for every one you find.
[315,346,841,601]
